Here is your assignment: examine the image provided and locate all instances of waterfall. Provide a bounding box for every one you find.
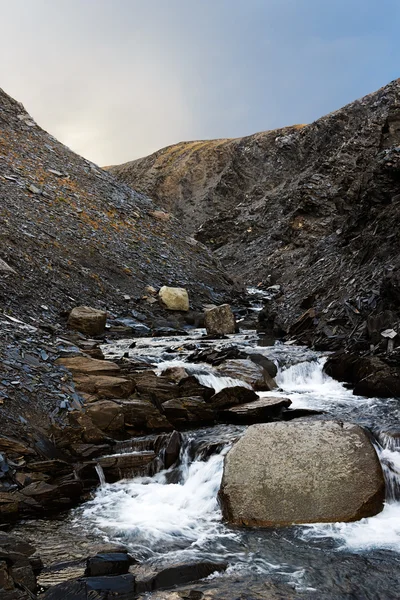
[95,463,106,487]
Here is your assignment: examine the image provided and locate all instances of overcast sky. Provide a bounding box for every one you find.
[1,0,399,165]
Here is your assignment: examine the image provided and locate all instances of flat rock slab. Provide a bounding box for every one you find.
[220,420,385,526]
[216,359,277,391]
[56,356,120,375]
[219,396,292,424]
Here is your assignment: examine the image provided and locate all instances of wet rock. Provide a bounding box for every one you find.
[98,452,156,481]
[220,420,385,526]
[247,353,278,378]
[67,306,107,336]
[119,398,172,432]
[133,371,182,402]
[204,304,236,335]
[209,386,258,409]
[162,367,189,383]
[162,397,215,428]
[164,430,182,468]
[85,553,131,577]
[159,286,189,311]
[0,532,38,598]
[178,376,215,401]
[219,396,292,424]
[56,356,120,376]
[187,344,246,366]
[324,352,400,398]
[85,400,124,433]
[133,561,227,594]
[136,579,299,599]
[42,574,136,599]
[216,359,277,391]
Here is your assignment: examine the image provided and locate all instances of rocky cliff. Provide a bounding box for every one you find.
[109,79,400,348]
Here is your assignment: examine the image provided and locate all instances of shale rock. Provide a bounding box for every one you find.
[219,420,385,526]
[132,561,227,594]
[85,400,124,433]
[204,304,236,335]
[67,306,107,336]
[119,398,172,432]
[217,359,277,391]
[219,396,292,424]
[56,356,120,376]
[209,386,258,409]
[162,397,215,427]
[159,286,189,311]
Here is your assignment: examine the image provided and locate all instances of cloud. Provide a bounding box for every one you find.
[0,0,398,164]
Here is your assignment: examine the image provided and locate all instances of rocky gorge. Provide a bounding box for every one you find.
[0,80,400,599]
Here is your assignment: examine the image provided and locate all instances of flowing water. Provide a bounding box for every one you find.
[14,329,400,597]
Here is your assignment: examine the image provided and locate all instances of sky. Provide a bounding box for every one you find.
[0,0,399,166]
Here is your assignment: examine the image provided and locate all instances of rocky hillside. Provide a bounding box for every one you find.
[109,79,400,348]
[0,87,234,441]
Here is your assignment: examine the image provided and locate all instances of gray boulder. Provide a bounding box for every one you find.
[219,420,385,526]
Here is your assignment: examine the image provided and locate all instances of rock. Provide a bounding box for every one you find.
[56,356,120,376]
[67,306,107,336]
[324,352,400,398]
[133,371,182,402]
[162,397,215,427]
[0,259,16,275]
[187,344,246,366]
[42,574,136,599]
[161,366,189,383]
[178,376,215,401]
[164,430,182,468]
[219,396,292,424]
[204,304,236,335]
[133,561,227,594]
[219,420,385,526]
[209,386,258,409]
[0,436,35,457]
[85,553,131,577]
[247,353,278,378]
[73,375,134,399]
[159,286,189,311]
[217,359,277,391]
[119,398,172,432]
[85,400,124,433]
[98,452,156,481]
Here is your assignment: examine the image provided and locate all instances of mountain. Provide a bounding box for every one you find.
[108,79,400,346]
[0,87,233,440]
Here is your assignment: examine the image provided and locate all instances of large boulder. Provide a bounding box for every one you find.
[159,286,189,311]
[204,304,236,335]
[217,359,277,391]
[67,306,107,336]
[219,420,385,526]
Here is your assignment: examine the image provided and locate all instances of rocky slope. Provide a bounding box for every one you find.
[109,79,400,349]
[0,86,234,458]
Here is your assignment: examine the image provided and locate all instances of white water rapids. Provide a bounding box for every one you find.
[78,352,400,579]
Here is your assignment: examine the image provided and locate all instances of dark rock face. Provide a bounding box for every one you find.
[0,532,40,599]
[109,79,400,349]
[324,352,400,398]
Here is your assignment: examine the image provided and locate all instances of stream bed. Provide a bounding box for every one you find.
[13,329,400,598]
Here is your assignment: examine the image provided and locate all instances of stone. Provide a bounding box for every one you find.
[247,353,278,378]
[133,561,227,594]
[218,396,292,424]
[85,400,124,432]
[98,452,156,481]
[0,259,16,274]
[204,304,236,335]
[324,352,400,398]
[178,376,215,401]
[85,553,131,577]
[67,306,107,336]
[133,371,181,402]
[209,386,258,409]
[162,397,215,427]
[56,356,120,375]
[0,436,35,456]
[217,359,277,391]
[42,574,136,599]
[161,366,189,383]
[73,375,134,399]
[159,286,189,311]
[164,430,182,468]
[119,398,172,432]
[219,420,385,526]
